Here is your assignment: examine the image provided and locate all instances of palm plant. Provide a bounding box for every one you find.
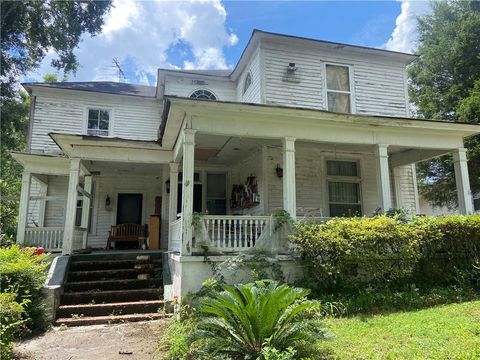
[191,280,325,358]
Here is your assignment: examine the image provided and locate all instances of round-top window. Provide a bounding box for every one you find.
[190,89,217,100]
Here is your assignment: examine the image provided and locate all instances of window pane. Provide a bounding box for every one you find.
[88,119,98,129]
[99,119,109,130]
[330,204,362,217]
[88,109,99,120]
[328,92,351,113]
[207,199,226,215]
[328,182,360,203]
[100,110,109,121]
[207,173,226,198]
[326,65,350,91]
[327,161,358,177]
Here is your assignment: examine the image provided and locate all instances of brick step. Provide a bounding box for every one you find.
[67,267,162,281]
[60,288,162,305]
[56,300,166,318]
[64,278,163,292]
[54,312,171,327]
[69,259,161,271]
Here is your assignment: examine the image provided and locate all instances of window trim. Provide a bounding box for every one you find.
[322,62,356,114]
[83,106,114,137]
[243,71,252,95]
[324,158,363,217]
[189,88,217,101]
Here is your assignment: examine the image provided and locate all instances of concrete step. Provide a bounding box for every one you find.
[56,300,166,318]
[60,288,163,305]
[64,278,163,292]
[69,259,161,271]
[54,312,171,327]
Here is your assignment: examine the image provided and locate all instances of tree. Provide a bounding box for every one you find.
[1,0,112,100]
[408,0,480,208]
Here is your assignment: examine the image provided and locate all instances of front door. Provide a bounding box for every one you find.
[116,193,143,249]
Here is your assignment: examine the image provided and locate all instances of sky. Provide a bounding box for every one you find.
[28,0,432,86]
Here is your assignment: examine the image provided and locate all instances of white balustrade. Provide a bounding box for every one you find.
[169,217,183,253]
[24,227,64,251]
[202,216,271,251]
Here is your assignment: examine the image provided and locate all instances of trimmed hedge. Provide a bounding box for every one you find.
[291,215,480,292]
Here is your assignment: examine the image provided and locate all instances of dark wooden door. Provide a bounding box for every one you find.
[116,193,143,224]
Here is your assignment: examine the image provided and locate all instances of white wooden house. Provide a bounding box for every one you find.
[13,30,480,297]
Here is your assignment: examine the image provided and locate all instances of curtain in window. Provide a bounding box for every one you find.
[327,161,358,177]
[328,182,359,203]
[327,92,351,113]
[326,65,350,91]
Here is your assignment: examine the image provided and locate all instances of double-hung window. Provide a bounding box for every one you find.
[87,109,110,136]
[326,160,362,217]
[325,64,352,113]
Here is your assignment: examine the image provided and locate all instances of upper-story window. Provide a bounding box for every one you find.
[190,89,217,100]
[325,64,352,113]
[87,108,110,136]
[243,72,252,94]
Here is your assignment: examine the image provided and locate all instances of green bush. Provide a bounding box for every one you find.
[0,245,48,332]
[0,293,27,360]
[291,215,480,292]
[190,280,328,359]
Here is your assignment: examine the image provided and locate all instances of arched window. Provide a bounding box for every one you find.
[243,71,252,94]
[190,89,217,100]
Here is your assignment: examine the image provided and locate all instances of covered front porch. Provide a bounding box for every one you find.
[165,97,478,258]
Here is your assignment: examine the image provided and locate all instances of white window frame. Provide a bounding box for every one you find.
[325,158,363,217]
[243,71,252,95]
[322,62,356,114]
[189,88,217,101]
[83,106,114,137]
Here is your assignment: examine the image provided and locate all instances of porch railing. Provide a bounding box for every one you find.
[169,217,183,253]
[202,215,271,251]
[24,227,63,251]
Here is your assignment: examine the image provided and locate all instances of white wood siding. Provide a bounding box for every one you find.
[44,176,67,227]
[392,165,418,214]
[236,47,262,103]
[30,88,162,154]
[262,40,408,117]
[164,75,236,101]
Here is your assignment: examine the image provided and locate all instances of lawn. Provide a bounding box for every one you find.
[320,301,480,360]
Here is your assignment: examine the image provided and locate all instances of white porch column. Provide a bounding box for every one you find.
[181,129,196,255]
[63,158,81,255]
[453,147,474,214]
[80,175,92,247]
[282,137,296,218]
[168,162,179,250]
[16,171,32,244]
[375,144,392,212]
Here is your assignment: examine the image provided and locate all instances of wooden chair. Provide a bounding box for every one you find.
[106,223,148,250]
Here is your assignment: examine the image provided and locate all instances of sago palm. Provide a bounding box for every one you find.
[191,280,323,358]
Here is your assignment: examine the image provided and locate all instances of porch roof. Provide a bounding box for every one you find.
[11,152,71,175]
[49,133,173,164]
[161,96,480,151]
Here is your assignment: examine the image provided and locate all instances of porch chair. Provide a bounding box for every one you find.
[106,223,148,250]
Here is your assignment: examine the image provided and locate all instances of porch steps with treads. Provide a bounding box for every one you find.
[55,252,171,327]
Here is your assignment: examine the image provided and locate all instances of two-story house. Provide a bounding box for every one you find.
[13,30,480,298]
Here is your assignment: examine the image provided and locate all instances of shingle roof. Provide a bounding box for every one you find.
[22,81,157,97]
[158,69,232,77]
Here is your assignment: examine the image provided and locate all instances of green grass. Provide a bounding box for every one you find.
[320,301,480,360]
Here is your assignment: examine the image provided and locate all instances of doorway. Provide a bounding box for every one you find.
[116,193,143,249]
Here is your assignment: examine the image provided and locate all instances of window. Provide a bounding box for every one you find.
[325,64,352,113]
[326,160,362,217]
[74,182,95,231]
[243,72,252,94]
[190,89,217,100]
[206,173,226,215]
[87,109,110,136]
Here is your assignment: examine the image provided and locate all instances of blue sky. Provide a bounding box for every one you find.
[30,0,431,85]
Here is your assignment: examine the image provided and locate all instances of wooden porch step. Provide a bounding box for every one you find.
[54,312,172,327]
[60,288,163,305]
[69,259,161,271]
[67,267,162,281]
[56,300,166,318]
[64,278,163,292]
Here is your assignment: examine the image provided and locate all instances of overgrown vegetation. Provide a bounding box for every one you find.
[291,215,480,294]
[0,245,48,356]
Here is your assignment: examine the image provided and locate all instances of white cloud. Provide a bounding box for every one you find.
[28,0,237,85]
[385,0,431,53]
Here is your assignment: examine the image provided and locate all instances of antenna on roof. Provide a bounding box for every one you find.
[112,58,126,83]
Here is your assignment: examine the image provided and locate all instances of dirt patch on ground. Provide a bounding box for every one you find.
[15,320,169,360]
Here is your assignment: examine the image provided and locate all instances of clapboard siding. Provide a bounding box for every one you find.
[262,40,408,117]
[265,143,380,216]
[164,75,236,101]
[30,88,162,153]
[236,46,262,103]
[44,176,67,227]
[27,179,44,227]
[392,165,418,214]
